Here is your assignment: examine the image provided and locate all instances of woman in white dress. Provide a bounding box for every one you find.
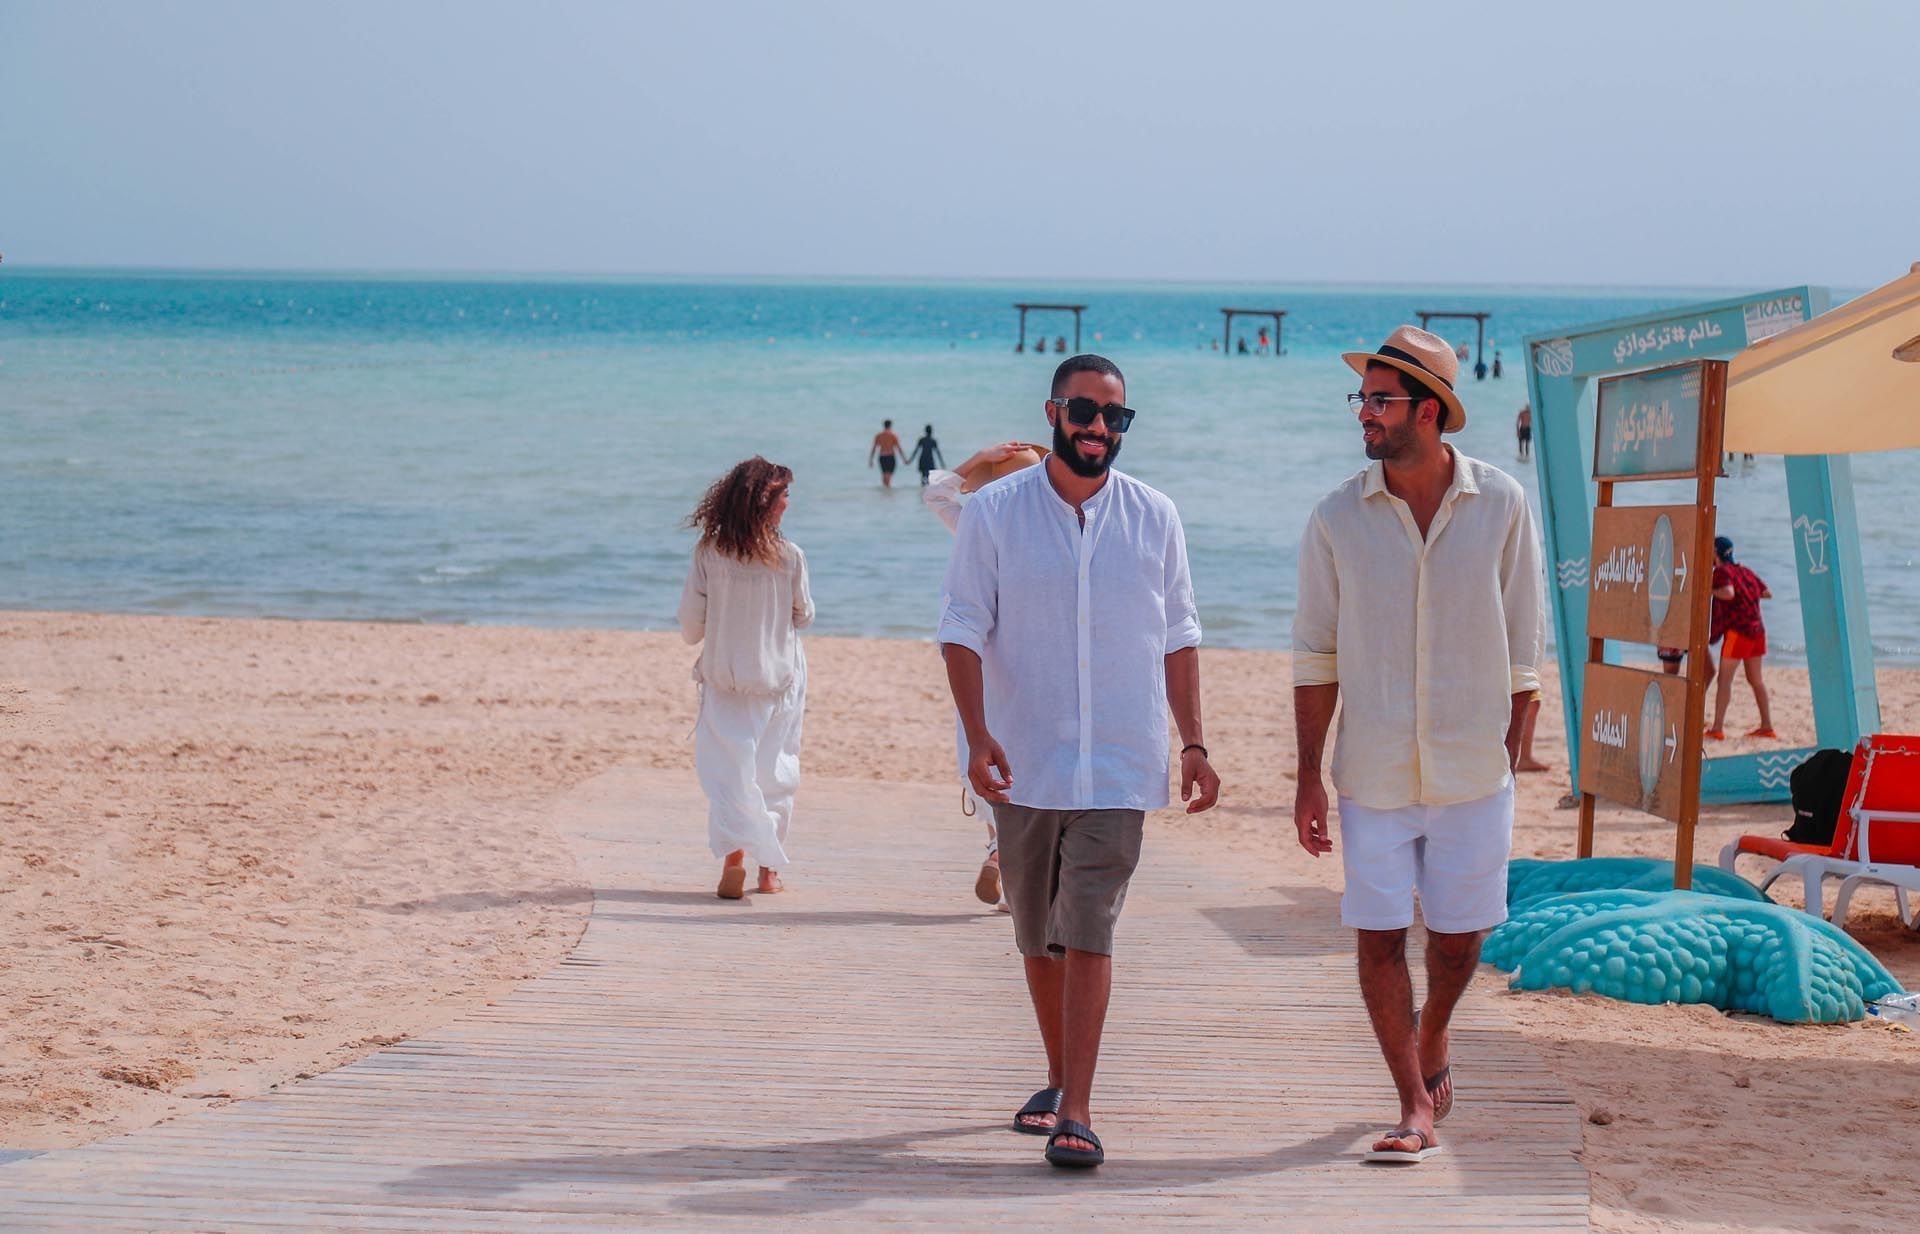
[678,457,813,899]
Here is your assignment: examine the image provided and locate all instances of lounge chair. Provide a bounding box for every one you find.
[1719,734,1920,930]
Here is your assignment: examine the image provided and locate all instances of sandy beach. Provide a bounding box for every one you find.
[4,609,1916,1232]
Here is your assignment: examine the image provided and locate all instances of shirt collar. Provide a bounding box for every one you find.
[1363,446,1477,502]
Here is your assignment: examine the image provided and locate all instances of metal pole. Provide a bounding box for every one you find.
[1018,307,1026,352]
[1477,316,1487,372]
[1074,309,1081,353]
[1221,311,1230,359]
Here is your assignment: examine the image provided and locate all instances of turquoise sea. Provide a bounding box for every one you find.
[6,271,1918,662]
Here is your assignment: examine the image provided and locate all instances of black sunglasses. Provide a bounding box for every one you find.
[1050,396,1136,434]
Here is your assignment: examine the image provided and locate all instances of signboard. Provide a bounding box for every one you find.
[1587,506,1703,647]
[1530,290,1809,380]
[1580,664,1694,822]
[1594,361,1708,481]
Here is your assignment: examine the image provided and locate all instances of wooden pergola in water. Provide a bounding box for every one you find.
[1416,310,1491,377]
[1220,308,1286,357]
[1014,303,1085,352]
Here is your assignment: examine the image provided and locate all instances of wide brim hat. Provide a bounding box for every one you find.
[1342,325,1467,432]
[957,443,1049,491]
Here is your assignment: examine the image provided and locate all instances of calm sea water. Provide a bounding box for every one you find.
[6,271,1918,661]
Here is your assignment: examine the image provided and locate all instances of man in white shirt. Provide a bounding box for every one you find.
[939,354,1221,1170]
[1291,326,1544,1165]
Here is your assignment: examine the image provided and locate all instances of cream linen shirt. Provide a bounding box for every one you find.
[678,541,815,696]
[1292,447,1544,810]
[937,464,1201,811]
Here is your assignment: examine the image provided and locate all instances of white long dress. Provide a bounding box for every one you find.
[677,541,814,868]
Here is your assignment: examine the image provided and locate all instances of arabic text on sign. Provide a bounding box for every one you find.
[1591,709,1629,750]
[1611,318,1724,365]
[1593,544,1646,594]
[1610,398,1677,457]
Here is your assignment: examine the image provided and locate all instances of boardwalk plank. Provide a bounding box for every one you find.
[0,770,1589,1231]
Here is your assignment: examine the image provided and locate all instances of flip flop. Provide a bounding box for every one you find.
[1045,1119,1104,1168]
[716,864,747,900]
[1012,1086,1062,1134]
[1363,1127,1443,1165]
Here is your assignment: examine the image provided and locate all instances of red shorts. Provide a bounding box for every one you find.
[1721,629,1767,660]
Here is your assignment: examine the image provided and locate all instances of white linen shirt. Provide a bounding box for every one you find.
[1292,447,1544,810]
[937,464,1201,811]
[678,541,815,697]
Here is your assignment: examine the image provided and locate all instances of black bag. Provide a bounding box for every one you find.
[1784,748,1852,846]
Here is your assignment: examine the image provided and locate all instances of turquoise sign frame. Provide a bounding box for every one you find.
[1524,287,1879,804]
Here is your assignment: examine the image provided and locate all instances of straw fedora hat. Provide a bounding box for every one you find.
[1342,325,1467,432]
[957,442,1049,492]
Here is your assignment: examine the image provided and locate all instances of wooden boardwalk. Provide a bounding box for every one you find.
[1,769,1589,1231]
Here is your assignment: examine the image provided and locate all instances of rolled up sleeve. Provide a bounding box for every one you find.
[922,470,966,533]
[1291,512,1340,686]
[676,547,707,645]
[1502,500,1546,694]
[1162,510,1202,653]
[790,545,816,631]
[936,499,996,656]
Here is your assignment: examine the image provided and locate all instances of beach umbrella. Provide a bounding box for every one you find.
[1725,263,1920,455]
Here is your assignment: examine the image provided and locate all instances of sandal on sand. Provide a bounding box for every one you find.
[1746,727,1779,739]
[716,864,747,900]
[1704,729,1727,741]
[1364,1127,1443,1165]
[1012,1087,1062,1134]
[974,857,1002,906]
[1045,1119,1104,1168]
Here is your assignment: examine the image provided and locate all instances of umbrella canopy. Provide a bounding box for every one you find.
[1725,264,1920,455]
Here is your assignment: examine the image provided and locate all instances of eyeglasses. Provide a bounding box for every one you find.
[1049,396,1136,434]
[1347,392,1420,417]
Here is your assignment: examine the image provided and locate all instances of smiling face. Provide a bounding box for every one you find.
[1047,368,1127,477]
[1358,363,1442,462]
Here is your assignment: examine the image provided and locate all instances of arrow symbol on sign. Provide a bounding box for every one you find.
[1666,725,1677,763]
[1675,551,1687,584]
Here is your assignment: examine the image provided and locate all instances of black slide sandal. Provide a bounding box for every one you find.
[1045,1119,1104,1168]
[1012,1087,1062,1134]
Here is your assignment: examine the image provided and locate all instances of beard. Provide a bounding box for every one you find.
[1053,418,1122,477]
[1363,418,1416,461]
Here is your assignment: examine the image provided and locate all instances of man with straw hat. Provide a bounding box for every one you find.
[923,440,1050,912]
[1290,325,1544,1165]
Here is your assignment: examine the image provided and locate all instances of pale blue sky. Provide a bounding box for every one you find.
[2,0,1911,287]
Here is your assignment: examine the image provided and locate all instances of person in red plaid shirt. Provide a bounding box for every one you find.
[1706,534,1776,740]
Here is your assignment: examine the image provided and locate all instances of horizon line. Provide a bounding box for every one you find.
[0,261,1807,298]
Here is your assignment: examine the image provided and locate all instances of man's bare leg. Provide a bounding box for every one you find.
[1357,928,1434,1153]
[1712,662,1737,732]
[1416,929,1484,1121]
[1017,955,1065,1132]
[1055,947,1111,1152]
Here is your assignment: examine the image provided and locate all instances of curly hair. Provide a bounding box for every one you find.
[686,456,793,566]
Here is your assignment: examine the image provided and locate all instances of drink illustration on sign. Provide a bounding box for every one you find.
[1794,514,1831,575]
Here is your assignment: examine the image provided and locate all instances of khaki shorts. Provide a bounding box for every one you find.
[990,804,1145,957]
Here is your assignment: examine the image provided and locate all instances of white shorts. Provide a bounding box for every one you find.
[1337,781,1514,934]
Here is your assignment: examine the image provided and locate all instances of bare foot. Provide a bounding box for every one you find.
[757,867,783,894]
[1517,758,1552,773]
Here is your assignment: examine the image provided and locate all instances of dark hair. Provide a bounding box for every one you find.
[1367,359,1448,431]
[923,424,933,435]
[1051,353,1125,398]
[686,456,793,567]
[883,419,892,428]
